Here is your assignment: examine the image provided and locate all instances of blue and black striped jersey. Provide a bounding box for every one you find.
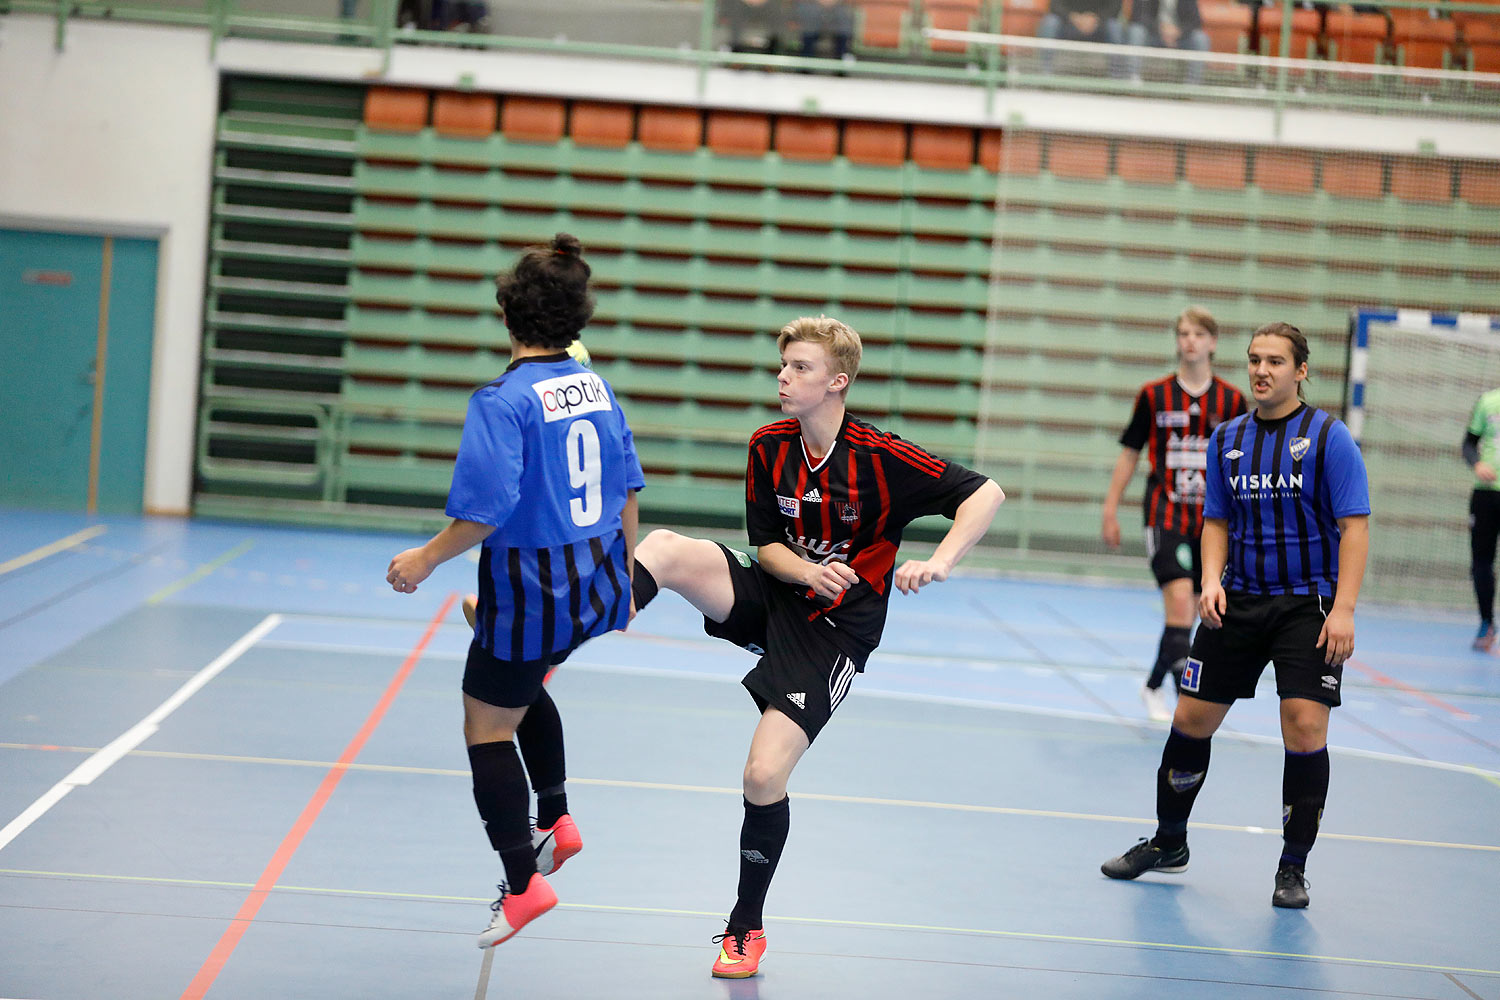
[1204,404,1370,597]
[447,353,645,662]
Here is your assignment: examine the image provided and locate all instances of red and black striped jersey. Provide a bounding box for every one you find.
[1119,374,1247,537]
[745,413,989,652]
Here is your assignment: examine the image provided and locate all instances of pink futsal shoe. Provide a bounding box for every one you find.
[477,873,557,949]
[711,927,767,979]
[533,814,582,876]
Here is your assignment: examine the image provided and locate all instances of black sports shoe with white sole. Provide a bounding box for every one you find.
[1101,837,1190,879]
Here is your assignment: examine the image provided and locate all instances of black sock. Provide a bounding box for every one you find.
[1281,746,1329,868]
[632,561,659,612]
[1147,625,1192,691]
[1154,728,1212,848]
[727,796,790,931]
[1475,561,1495,625]
[516,688,567,828]
[468,740,536,890]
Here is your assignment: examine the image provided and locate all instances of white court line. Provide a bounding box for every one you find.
[0,525,107,576]
[0,614,282,854]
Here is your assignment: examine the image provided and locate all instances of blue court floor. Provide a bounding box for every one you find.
[1,509,1497,1000]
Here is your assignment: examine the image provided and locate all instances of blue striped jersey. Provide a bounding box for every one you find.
[1204,404,1370,597]
[446,353,646,662]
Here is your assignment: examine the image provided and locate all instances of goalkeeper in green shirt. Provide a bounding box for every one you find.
[1463,388,1500,650]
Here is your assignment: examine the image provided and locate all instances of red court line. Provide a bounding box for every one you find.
[1346,657,1477,721]
[178,593,458,1000]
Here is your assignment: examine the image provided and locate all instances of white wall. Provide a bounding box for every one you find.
[0,14,217,515]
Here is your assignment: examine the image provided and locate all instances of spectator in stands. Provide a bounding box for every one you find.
[723,0,785,53]
[431,0,488,32]
[1126,0,1212,83]
[1038,0,1127,74]
[794,0,855,59]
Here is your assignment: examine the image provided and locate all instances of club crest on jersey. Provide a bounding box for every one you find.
[1289,437,1311,462]
[777,494,800,518]
[834,501,860,523]
[532,371,611,423]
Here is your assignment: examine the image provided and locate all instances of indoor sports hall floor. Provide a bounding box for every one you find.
[2,509,1497,1000]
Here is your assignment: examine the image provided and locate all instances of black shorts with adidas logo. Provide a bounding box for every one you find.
[1182,591,1343,707]
[702,543,872,743]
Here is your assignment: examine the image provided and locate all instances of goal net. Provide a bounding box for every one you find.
[1347,309,1500,607]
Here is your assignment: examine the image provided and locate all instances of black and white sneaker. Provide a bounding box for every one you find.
[1101,838,1190,879]
[1272,865,1310,908]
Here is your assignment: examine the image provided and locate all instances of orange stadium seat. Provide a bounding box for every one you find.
[1391,10,1457,69]
[706,111,772,157]
[1458,162,1500,206]
[925,0,985,55]
[1257,5,1322,60]
[1200,2,1252,53]
[844,121,907,166]
[432,92,498,139]
[853,0,911,51]
[501,97,565,143]
[638,106,702,152]
[776,116,839,161]
[364,87,430,132]
[997,0,1045,40]
[1390,158,1453,203]
[1252,148,1317,194]
[1321,154,1384,199]
[1048,135,1109,180]
[1458,15,1500,72]
[1185,144,1248,189]
[571,102,634,148]
[911,124,976,171]
[979,129,1042,174]
[1324,8,1388,64]
[1115,140,1177,185]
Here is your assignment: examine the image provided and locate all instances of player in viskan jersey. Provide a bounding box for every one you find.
[1101,322,1370,910]
[1101,307,1247,721]
[386,234,644,948]
[629,316,1005,979]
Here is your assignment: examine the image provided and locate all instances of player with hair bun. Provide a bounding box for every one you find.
[387,233,644,948]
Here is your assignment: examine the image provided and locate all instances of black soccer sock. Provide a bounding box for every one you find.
[632,561,660,612]
[1154,728,1212,848]
[1146,625,1193,691]
[468,740,537,890]
[727,796,790,932]
[1281,746,1329,868]
[516,688,568,828]
[1474,561,1495,625]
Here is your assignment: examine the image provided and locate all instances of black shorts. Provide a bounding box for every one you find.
[1181,591,1342,707]
[702,543,870,744]
[462,641,572,709]
[1145,527,1201,590]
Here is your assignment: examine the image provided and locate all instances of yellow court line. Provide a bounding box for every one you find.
[0,525,107,576]
[2,866,1497,977]
[4,743,1497,854]
[145,540,254,604]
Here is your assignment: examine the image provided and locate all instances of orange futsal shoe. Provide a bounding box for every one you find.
[477,873,557,949]
[534,814,582,876]
[462,593,479,630]
[711,927,766,979]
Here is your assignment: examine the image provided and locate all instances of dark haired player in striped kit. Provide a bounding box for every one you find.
[1102,306,1246,721]
[386,234,644,948]
[630,316,1005,978]
[1101,321,1370,909]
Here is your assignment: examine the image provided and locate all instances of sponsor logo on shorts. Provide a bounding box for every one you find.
[1225,449,1244,460]
[777,494,800,518]
[531,371,612,422]
[1290,436,1311,462]
[1321,674,1338,690]
[802,488,822,503]
[1175,543,1193,572]
[1181,657,1203,693]
[730,548,753,569]
[786,692,806,709]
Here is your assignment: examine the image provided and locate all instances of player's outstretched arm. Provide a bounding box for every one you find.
[894,479,1005,595]
[387,518,495,594]
[1317,514,1368,665]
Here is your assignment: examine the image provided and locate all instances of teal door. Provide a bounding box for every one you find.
[0,228,158,512]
